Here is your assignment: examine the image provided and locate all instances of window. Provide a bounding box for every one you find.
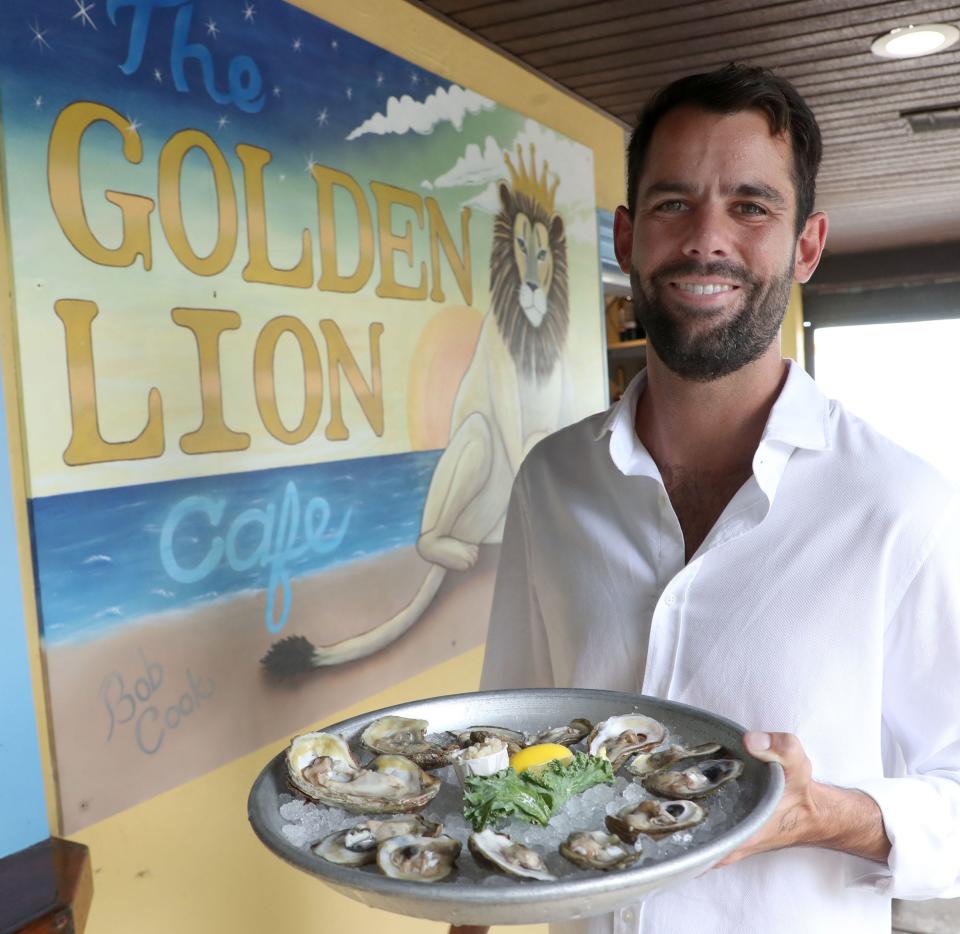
[813,318,960,483]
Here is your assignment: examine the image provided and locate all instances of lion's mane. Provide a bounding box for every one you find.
[489,187,569,384]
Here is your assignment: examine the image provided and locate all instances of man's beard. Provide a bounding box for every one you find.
[630,258,793,382]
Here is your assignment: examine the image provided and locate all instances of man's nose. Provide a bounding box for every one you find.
[681,205,731,258]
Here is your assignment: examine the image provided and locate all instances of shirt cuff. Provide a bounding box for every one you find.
[850,776,960,900]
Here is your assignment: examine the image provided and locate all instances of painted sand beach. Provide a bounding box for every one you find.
[46,542,497,832]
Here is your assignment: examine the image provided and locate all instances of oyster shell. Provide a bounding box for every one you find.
[559,830,642,871]
[377,833,461,882]
[286,731,440,813]
[588,714,667,771]
[286,731,362,798]
[360,716,451,769]
[455,726,525,755]
[312,815,442,867]
[526,718,593,747]
[467,829,556,882]
[606,799,706,843]
[627,742,723,777]
[643,758,744,799]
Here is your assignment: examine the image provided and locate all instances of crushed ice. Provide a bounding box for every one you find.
[278,729,752,883]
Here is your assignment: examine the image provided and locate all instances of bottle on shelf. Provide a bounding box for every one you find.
[620,300,639,342]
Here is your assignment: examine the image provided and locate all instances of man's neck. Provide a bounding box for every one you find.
[635,347,788,477]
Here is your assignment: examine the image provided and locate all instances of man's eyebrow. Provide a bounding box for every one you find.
[642,180,695,198]
[724,182,788,206]
[641,180,789,207]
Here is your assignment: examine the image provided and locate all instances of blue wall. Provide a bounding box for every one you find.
[0,369,48,858]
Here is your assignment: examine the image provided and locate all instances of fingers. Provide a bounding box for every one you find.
[743,730,803,764]
[744,731,813,789]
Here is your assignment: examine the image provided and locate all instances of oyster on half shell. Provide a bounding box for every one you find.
[627,742,723,777]
[468,829,556,881]
[286,731,440,813]
[312,815,442,867]
[643,758,744,799]
[454,726,526,755]
[588,714,667,771]
[526,718,593,747]
[606,799,706,842]
[377,833,461,882]
[560,830,642,872]
[360,716,451,769]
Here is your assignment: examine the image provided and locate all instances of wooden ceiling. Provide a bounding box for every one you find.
[412,0,960,254]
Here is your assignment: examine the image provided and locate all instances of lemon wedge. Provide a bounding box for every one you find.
[509,743,574,774]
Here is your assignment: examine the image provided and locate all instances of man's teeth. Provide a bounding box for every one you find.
[676,283,736,295]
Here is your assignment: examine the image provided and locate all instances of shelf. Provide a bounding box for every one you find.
[607,339,647,352]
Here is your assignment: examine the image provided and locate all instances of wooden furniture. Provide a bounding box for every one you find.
[0,838,92,934]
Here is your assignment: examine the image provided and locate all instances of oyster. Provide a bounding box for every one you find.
[643,758,744,799]
[467,829,556,882]
[527,718,593,747]
[312,815,442,867]
[360,716,451,769]
[606,799,706,843]
[377,833,461,882]
[286,731,440,813]
[627,742,723,777]
[287,731,362,797]
[588,714,667,771]
[455,726,525,755]
[559,830,642,872]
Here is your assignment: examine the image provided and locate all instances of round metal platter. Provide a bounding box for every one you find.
[248,688,783,926]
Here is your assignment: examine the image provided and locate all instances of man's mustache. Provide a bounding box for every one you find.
[649,259,757,286]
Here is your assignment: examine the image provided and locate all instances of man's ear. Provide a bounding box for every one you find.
[794,211,828,283]
[613,205,634,276]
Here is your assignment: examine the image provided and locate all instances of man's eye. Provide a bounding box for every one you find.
[655,200,686,213]
[737,203,767,216]
[537,248,548,261]
[516,236,527,250]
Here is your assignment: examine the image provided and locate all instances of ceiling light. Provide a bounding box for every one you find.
[871,23,960,59]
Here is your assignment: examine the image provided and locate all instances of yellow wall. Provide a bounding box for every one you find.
[9,1,626,931]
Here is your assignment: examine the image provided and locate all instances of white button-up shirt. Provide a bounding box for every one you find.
[480,361,960,934]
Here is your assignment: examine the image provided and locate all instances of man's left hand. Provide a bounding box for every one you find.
[715,730,891,868]
[715,731,820,867]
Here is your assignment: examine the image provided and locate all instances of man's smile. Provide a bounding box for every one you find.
[667,279,742,305]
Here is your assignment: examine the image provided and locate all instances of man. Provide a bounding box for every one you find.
[451,64,960,934]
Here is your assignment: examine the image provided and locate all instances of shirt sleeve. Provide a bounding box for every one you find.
[853,496,960,899]
[479,473,555,691]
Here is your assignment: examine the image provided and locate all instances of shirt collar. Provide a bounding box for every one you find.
[596,369,661,478]
[761,358,831,452]
[596,359,832,481]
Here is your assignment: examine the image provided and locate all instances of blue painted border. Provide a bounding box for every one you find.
[0,368,48,858]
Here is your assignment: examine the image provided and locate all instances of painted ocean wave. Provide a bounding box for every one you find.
[31,450,442,645]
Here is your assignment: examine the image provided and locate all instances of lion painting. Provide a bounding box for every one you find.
[261,144,570,673]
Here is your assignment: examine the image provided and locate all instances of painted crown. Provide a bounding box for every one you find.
[503,143,559,215]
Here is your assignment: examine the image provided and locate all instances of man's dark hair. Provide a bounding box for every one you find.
[626,63,822,235]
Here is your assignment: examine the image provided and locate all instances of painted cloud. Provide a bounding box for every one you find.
[431,119,597,242]
[346,84,496,140]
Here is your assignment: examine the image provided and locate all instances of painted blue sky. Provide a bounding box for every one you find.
[0,0,455,160]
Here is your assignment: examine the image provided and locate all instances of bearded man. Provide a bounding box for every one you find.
[451,64,960,934]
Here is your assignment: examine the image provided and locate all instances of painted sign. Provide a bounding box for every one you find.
[0,0,604,831]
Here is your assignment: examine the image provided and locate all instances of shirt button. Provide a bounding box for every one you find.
[621,907,636,923]
[664,593,677,607]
